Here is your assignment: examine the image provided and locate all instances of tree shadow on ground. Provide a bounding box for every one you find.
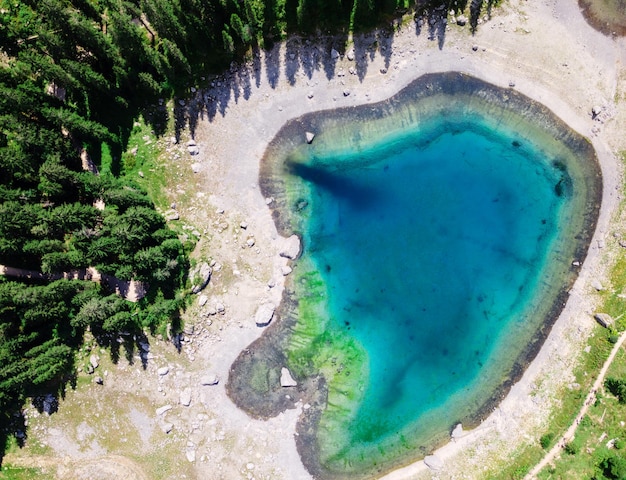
[172,3,468,140]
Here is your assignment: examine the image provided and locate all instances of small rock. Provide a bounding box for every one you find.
[280,235,301,259]
[198,295,208,307]
[191,162,201,173]
[330,48,339,59]
[267,278,276,288]
[246,237,255,247]
[281,266,293,276]
[255,303,276,327]
[472,44,479,51]
[240,221,248,229]
[94,376,104,385]
[343,89,350,97]
[456,15,468,26]
[597,239,606,249]
[451,423,464,440]
[380,67,387,74]
[200,375,219,386]
[158,366,170,376]
[160,422,173,434]
[307,91,314,99]
[280,367,298,387]
[509,80,516,87]
[186,139,197,147]
[216,303,226,314]
[306,132,315,144]
[186,449,196,463]
[424,455,444,471]
[138,171,144,178]
[156,405,173,416]
[346,49,355,61]
[180,388,192,407]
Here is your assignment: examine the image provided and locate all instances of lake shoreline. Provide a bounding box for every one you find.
[188,0,625,478]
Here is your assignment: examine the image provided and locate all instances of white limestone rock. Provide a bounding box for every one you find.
[280,367,297,387]
[255,303,276,327]
[424,455,444,471]
[279,235,301,259]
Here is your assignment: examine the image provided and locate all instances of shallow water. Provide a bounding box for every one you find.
[229,73,602,479]
[579,0,626,35]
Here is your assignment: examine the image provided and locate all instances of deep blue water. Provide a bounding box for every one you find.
[299,124,564,446]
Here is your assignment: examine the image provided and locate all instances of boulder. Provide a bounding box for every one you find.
[424,455,444,471]
[165,209,180,221]
[255,303,276,327]
[190,262,212,294]
[280,235,301,260]
[180,388,192,407]
[306,132,315,144]
[188,145,200,155]
[451,423,464,440]
[281,266,293,276]
[456,14,468,25]
[595,313,615,328]
[200,374,219,386]
[592,105,603,118]
[591,279,604,291]
[280,367,298,387]
[198,295,208,307]
[346,49,355,61]
[89,354,99,369]
[158,366,170,376]
[156,405,173,416]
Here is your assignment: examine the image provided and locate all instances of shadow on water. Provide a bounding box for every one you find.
[285,160,380,209]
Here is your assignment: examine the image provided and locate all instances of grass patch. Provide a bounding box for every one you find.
[0,465,44,480]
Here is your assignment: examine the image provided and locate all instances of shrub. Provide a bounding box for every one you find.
[540,432,555,450]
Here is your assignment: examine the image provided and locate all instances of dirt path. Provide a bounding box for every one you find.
[524,330,626,479]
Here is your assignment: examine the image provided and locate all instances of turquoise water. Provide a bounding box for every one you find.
[295,120,564,451]
[231,73,602,478]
